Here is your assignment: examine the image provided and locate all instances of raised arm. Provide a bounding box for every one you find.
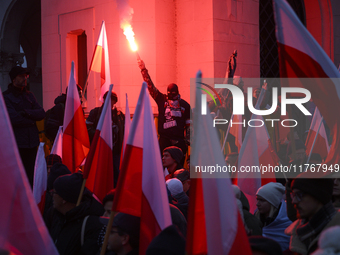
[137,59,160,100]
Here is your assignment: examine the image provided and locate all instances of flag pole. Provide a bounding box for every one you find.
[76,179,86,206]
[81,70,92,103]
[305,116,324,167]
[221,114,232,152]
[100,211,115,255]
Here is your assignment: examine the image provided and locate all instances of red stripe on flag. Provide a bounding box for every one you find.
[83,130,100,179]
[186,178,207,255]
[228,212,252,255]
[305,130,329,160]
[139,193,162,255]
[112,144,143,217]
[63,106,90,172]
[85,135,114,202]
[37,191,46,215]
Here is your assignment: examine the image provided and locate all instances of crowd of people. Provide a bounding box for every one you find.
[3,62,340,255]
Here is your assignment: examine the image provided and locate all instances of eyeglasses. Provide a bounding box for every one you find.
[290,191,305,202]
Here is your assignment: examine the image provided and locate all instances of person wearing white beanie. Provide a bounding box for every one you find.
[166,178,183,196]
[166,178,189,218]
[256,182,285,209]
[255,182,292,252]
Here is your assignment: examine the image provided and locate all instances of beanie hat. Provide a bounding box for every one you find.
[166,178,183,196]
[9,66,29,81]
[291,175,333,205]
[256,182,285,208]
[45,154,62,168]
[146,225,185,255]
[248,236,282,255]
[53,172,83,204]
[287,139,306,156]
[47,163,71,191]
[163,146,183,166]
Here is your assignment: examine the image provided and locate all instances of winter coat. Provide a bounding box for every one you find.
[240,191,263,235]
[172,191,189,219]
[3,84,45,148]
[47,194,105,255]
[285,212,340,255]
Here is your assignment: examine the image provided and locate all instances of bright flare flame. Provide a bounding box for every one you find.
[123,24,138,52]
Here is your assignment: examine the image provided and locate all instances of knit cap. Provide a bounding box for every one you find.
[146,225,185,255]
[166,178,183,196]
[45,154,62,167]
[291,175,333,205]
[163,146,183,165]
[53,172,83,204]
[256,182,285,208]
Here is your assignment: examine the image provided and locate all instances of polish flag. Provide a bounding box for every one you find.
[112,82,172,255]
[83,86,114,202]
[33,143,47,214]
[273,0,340,165]
[186,71,251,255]
[121,93,132,162]
[305,107,330,160]
[229,114,243,152]
[62,62,90,172]
[0,90,58,254]
[237,89,278,213]
[237,115,279,213]
[50,126,63,158]
[89,20,111,101]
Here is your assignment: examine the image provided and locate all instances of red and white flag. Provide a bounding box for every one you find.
[62,62,90,172]
[229,114,243,152]
[273,0,340,165]
[50,126,63,158]
[186,71,251,255]
[83,85,114,202]
[89,20,111,101]
[237,114,278,213]
[305,107,330,160]
[112,82,172,255]
[33,143,47,214]
[121,93,132,161]
[0,91,58,255]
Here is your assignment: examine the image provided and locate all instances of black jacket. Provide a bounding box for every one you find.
[3,84,45,148]
[47,194,104,255]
